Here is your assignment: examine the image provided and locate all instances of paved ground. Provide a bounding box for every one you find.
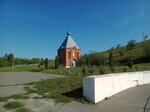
[53,84,150,112]
[0,72,150,112]
[0,72,64,86]
[0,72,65,96]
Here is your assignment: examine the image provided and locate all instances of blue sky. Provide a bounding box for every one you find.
[0,0,150,59]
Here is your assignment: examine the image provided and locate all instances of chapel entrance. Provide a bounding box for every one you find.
[72,59,76,67]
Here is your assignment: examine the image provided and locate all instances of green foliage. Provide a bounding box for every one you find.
[128,57,133,69]
[111,46,114,50]
[95,40,150,65]
[81,68,94,76]
[67,70,72,75]
[96,54,106,67]
[0,94,29,102]
[0,96,9,102]
[31,76,84,103]
[82,68,86,75]
[111,67,115,72]
[7,53,14,63]
[4,101,24,110]
[86,55,91,68]
[24,86,37,94]
[30,67,44,72]
[0,66,40,72]
[126,39,136,50]
[9,94,29,99]
[119,49,124,56]
[0,57,10,67]
[0,53,42,67]
[99,67,105,75]
[38,58,44,67]
[109,50,113,68]
[45,58,49,69]
[77,56,86,67]
[78,53,106,68]
[16,108,32,112]
[55,56,59,69]
[116,44,121,49]
[135,66,138,71]
[8,53,14,68]
[89,68,95,75]
[144,45,150,61]
[123,68,127,72]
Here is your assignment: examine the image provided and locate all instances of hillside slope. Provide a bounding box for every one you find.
[97,40,150,65]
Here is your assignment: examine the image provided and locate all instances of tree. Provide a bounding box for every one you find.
[144,45,150,61]
[45,58,49,69]
[128,57,133,70]
[142,33,148,41]
[96,54,106,67]
[110,46,114,50]
[77,55,86,67]
[109,50,113,68]
[8,53,14,68]
[126,39,136,50]
[116,44,121,49]
[4,54,8,58]
[87,55,91,68]
[55,56,59,69]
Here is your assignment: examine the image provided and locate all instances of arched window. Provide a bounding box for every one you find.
[77,52,79,59]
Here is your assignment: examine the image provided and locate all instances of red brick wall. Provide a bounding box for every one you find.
[58,47,80,67]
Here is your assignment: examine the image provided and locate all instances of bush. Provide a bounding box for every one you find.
[4,101,24,110]
[116,44,121,49]
[144,45,150,61]
[111,67,115,72]
[123,68,127,72]
[55,56,59,69]
[135,66,138,71]
[99,67,105,75]
[45,58,49,69]
[82,68,90,76]
[31,68,44,72]
[89,68,95,75]
[128,57,133,69]
[109,50,113,68]
[126,39,136,50]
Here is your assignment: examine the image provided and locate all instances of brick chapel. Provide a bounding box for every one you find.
[58,32,80,68]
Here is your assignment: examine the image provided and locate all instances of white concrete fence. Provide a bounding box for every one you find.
[83,71,150,103]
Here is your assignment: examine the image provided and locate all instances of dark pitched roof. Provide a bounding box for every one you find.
[59,32,79,49]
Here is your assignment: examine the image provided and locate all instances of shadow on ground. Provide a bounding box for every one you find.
[62,87,87,102]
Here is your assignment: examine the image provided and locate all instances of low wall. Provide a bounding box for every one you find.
[83,71,150,103]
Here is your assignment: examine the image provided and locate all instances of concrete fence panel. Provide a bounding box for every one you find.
[83,71,150,103]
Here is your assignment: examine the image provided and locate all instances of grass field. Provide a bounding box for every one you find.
[0,65,44,73]
[4,101,24,110]
[25,76,85,103]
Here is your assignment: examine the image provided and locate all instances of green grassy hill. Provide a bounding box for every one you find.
[97,40,150,65]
